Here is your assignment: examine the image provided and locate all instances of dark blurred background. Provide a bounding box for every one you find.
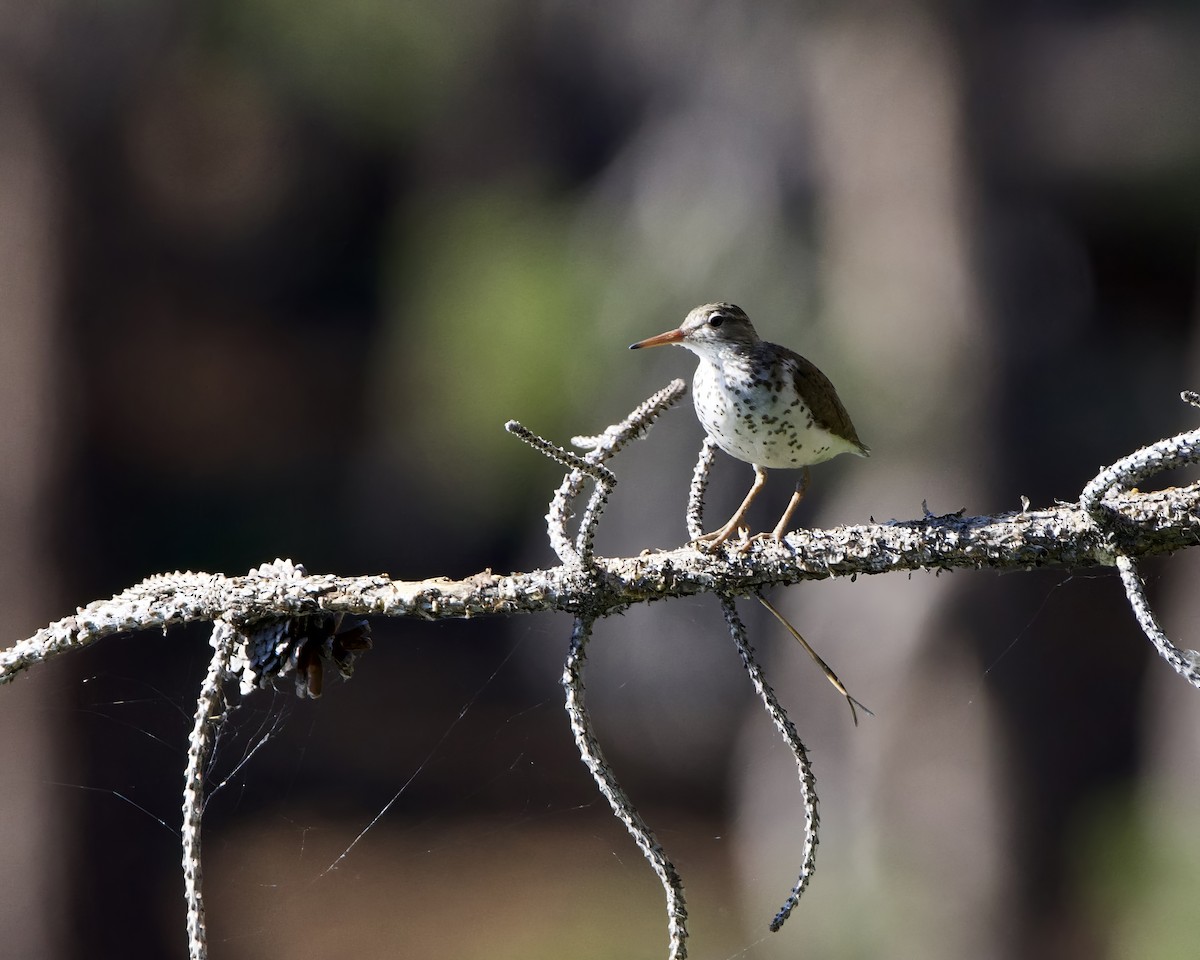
[2,1,1200,958]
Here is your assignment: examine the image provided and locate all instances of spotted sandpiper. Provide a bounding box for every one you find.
[630,302,869,551]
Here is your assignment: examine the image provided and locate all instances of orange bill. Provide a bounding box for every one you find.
[628,328,684,350]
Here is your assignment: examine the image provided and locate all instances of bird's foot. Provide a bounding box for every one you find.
[735,530,788,555]
[692,524,750,553]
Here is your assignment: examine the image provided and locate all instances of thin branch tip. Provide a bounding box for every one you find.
[756,593,870,726]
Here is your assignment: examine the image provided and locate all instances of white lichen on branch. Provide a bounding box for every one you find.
[5,480,1198,686]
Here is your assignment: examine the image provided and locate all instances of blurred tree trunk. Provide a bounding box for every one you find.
[732,8,1009,959]
[0,77,69,959]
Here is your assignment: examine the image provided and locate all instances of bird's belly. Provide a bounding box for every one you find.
[692,363,855,469]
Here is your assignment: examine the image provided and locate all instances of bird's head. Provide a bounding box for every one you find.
[629,303,759,359]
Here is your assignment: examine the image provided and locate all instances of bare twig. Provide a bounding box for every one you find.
[1080,397,1200,519]
[506,421,616,564]
[1115,555,1200,688]
[508,378,685,564]
[180,565,373,960]
[570,378,687,459]
[182,619,234,960]
[1078,393,1200,684]
[686,439,826,926]
[504,421,616,484]
[562,615,688,959]
[720,598,819,932]
[686,436,719,541]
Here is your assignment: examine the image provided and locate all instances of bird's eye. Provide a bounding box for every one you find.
[709,314,725,328]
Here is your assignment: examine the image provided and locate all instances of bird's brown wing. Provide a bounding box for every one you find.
[791,353,870,456]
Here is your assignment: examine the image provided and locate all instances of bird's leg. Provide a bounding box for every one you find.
[736,466,811,553]
[695,464,767,552]
[769,466,811,541]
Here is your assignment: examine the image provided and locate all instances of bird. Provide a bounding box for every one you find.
[630,302,869,551]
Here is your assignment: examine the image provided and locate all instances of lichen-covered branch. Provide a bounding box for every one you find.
[5,478,1199,686]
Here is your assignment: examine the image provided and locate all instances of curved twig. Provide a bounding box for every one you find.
[1079,392,1200,684]
[720,598,819,932]
[1080,402,1200,518]
[510,378,685,564]
[505,421,615,564]
[1115,555,1200,687]
[182,619,234,960]
[687,440,821,930]
[562,615,688,959]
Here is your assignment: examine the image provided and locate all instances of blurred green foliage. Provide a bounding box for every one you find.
[376,186,610,521]
[222,0,494,137]
[1078,789,1200,960]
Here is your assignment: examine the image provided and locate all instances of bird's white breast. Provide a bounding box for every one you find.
[692,354,858,469]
